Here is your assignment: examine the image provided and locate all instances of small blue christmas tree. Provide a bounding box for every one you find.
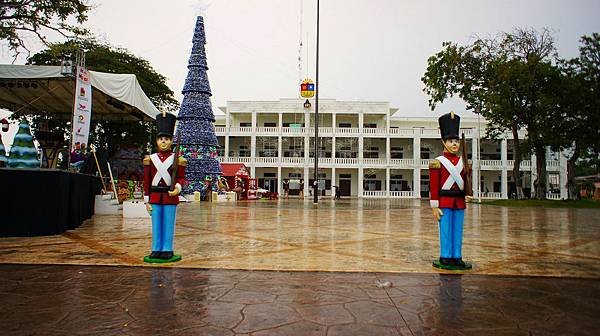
[176,16,222,195]
[8,120,40,168]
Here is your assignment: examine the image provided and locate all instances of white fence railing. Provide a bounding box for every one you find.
[389,159,415,167]
[420,159,432,167]
[481,192,502,199]
[480,160,503,169]
[334,158,359,165]
[546,193,561,200]
[216,127,527,140]
[363,128,388,135]
[219,156,252,163]
[254,157,279,164]
[389,191,414,198]
[362,158,387,166]
[281,157,305,164]
[362,191,387,197]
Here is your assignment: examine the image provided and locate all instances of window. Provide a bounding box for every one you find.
[363,123,377,128]
[240,122,252,127]
[338,123,352,128]
[264,122,276,127]
[364,146,379,158]
[340,174,352,179]
[264,173,276,177]
[289,173,302,178]
[391,146,404,159]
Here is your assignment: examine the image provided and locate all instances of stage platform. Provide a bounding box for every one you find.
[0,168,101,237]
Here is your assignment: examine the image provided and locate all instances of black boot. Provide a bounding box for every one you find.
[455,258,466,268]
[439,257,452,266]
[160,251,174,260]
[150,251,160,259]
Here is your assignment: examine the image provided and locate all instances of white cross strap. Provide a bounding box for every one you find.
[436,155,464,191]
[150,153,174,187]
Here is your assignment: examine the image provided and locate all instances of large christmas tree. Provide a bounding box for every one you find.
[177,16,222,195]
[8,120,40,168]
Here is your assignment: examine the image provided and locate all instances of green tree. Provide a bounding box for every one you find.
[22,39,179,157]
[0,0,91,59]
[422,27,564,199]
[556,33,600,198]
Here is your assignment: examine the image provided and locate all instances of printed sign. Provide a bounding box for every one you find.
[72,66,92,150]
[300,78,315,98]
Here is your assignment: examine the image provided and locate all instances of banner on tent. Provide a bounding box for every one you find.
[72,66,92,151]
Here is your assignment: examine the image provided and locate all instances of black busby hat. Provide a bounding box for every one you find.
[438,112,461,140]
[156,112,176,138]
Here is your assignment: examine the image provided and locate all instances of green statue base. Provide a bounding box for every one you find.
[143,254,182,264]
[432,259,472,270]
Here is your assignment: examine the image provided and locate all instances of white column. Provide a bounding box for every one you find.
[251,165,256,179]
[332,166,336,196]
[560,151,568,200]
[358,112,364,130]
[278,136,282,160]
[252,111,257,128]
[413,168,421,198]
[386,137,391,165]
[332,112,337,129]
[304,110,310,160]
[471,131,479,201]
[278,112,283,128]
[303,166,309,198]
[224,136,229,158]
[413,129,421,198]
[501,139,508,199]
[358,167,364,197]
[386,167,390,197]
[277,166,282,196]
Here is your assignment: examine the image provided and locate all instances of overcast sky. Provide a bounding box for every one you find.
[1,0,599,141]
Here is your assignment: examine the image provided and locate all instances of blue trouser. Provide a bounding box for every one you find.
[438,208,464,259]
[151,204,177,252]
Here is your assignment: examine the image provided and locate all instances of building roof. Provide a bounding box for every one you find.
[220,163,249,177]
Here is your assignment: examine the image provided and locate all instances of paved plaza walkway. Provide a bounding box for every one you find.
[1,199,599,335]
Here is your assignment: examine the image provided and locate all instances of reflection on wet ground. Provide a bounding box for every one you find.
[1,199,599,278]
[2,199,600,334]
[2,264,599,335]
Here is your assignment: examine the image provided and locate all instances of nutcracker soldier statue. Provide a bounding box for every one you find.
[143,112,186,263]
[429,112,473,270]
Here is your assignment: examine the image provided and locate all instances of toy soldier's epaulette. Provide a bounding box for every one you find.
[143,155,151,165]
[178,156,187,167]
[429,159,441,169]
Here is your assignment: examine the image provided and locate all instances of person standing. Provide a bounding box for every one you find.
[283,179,289,198]
[429,112,472,270]
[143,112,186,263]
[299,179,304,198]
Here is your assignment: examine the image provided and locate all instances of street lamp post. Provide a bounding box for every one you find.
[313,0,320,205]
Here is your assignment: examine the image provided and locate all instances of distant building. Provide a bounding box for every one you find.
[214,98,567,200]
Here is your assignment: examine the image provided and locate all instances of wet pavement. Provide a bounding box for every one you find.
[0,199,599,278]
[1,264,599,336]
[1,199,600,335]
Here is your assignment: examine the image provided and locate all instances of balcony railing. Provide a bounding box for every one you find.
[336,127,360,135]
[480,160,503,169]
[281,157,305,165]
[214,126,529,140]
[546,192,562,200]
[420,159,432,167]
[389,159,415,167]
[219,156,252,163]
[254,157,279,164]
[363,128,387,135]
[334,158,359,165]
[363,158,387,166]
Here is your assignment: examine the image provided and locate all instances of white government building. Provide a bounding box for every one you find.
[214,98,567,200]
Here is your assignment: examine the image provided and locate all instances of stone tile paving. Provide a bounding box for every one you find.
[1,264,599,336]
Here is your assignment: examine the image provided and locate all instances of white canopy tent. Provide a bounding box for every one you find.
[0,64,159,121]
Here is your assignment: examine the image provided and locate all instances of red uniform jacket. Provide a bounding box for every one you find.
[429,151,467,209]
[143,151,186,205]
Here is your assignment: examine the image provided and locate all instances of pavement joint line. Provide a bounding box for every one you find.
[61,232,141,265]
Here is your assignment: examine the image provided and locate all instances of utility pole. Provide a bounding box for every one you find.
[313,0,320,204]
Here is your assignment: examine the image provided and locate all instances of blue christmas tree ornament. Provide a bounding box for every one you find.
[176,16,222,195]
